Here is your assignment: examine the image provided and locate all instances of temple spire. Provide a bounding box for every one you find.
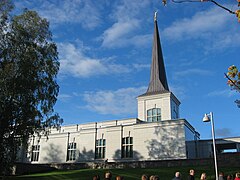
[154,11,158,21]
[145,12,169,95]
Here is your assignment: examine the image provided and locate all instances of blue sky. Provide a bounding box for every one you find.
[14,0,239,139]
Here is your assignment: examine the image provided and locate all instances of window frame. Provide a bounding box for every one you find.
[95,139,106,159]
[31,145,40,162]
[147,108,161,122]
[67,142,77,161]
[122,137,133,158]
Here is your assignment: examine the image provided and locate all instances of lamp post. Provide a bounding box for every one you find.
[203,112,218,180]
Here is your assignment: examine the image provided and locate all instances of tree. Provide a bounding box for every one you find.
[0,0,63,175]
[225,65,240,108]
[162,0,240,22]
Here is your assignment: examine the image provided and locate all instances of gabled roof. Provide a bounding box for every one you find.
[139,13,169,97]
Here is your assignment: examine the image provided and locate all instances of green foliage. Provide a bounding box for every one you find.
[227,65,240,91]
[238,0,240,22]
[226,65,240,108]
[0,1,62,175]
[236,10,240,22]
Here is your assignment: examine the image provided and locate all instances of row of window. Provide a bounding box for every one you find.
[31,137,133,162]
[31,108,163,161]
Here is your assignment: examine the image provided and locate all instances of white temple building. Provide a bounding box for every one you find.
[18,14,240,165]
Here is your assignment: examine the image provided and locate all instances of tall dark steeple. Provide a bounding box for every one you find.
[142,12,169,96]
[137,12,180,121]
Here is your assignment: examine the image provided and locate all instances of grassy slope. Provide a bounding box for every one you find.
[5,166,240,180]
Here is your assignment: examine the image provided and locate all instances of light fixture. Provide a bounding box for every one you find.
[203,113,210,122]
[202,112,218,180]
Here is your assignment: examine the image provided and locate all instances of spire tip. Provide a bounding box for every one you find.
[154,11,158,21]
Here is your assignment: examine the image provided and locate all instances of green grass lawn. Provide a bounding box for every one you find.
[3,166,240,180]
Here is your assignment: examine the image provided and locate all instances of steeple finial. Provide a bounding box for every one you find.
[154,11,158,21]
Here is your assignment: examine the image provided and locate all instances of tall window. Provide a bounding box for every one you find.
[173,105,179,119]
[122,137,133,158]
[67,142,76,161]
[31,145,40,162]
[95,139,106,159]
[147,108,161,122]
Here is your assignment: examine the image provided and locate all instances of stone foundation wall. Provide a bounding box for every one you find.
[13,163,56,175]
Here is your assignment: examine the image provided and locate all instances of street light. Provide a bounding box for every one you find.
[203,112,218,180]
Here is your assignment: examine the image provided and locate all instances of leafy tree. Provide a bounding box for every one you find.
[162,0,240,22]
[0,0,62,175]
[225,65,240,108]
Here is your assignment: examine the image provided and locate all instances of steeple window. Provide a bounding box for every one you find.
[147,108,161,122]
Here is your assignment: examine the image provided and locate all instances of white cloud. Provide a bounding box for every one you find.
[130,34,152,47]
[100,0,152,48]
[174,68,212,78]
[58,42,131,78]
[162,3,240,53]
[101,19,140,47]
[133,63,150,71]
[162,6,231,40]
[16,0,102,29]
[58,43,106,77]
[57,94,72,102]
[207,89,236,98]
[207,32,240,51]
[83,86,147,115]
[102,30,152,48]
[170,85,187,101]
[112,0,150,22]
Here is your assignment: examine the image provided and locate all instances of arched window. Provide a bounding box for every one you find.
[147,108,161,122]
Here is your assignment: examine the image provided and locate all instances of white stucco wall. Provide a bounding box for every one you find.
[134,120,187,160]
[137,92,180,121]
[22,119,194,164]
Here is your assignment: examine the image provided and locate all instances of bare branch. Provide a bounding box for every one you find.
[208,0,235,14]
[165,0,236,15]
